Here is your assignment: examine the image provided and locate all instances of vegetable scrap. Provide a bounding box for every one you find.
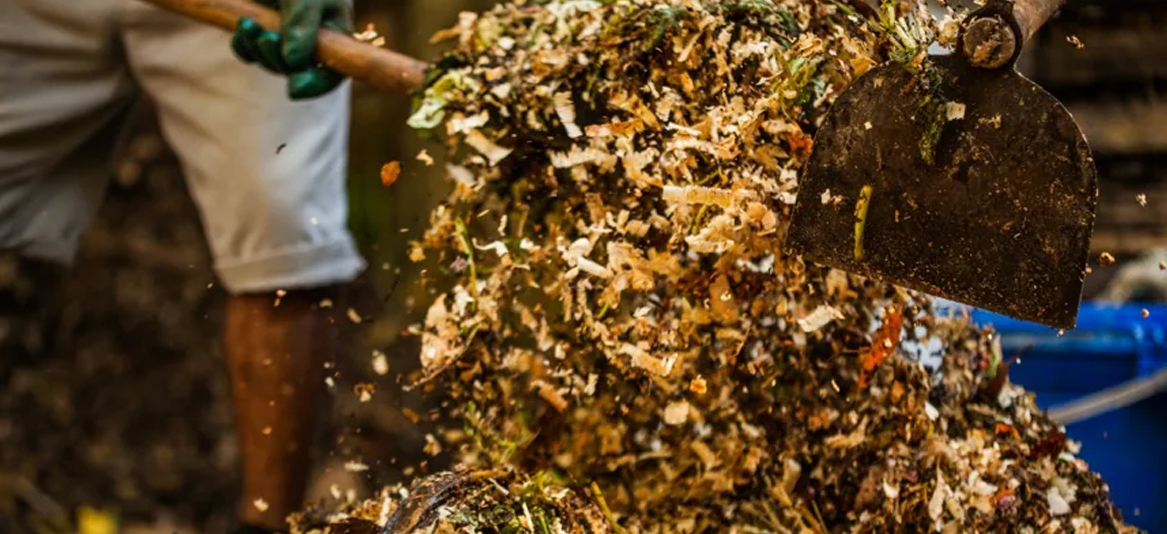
[306,0,1140,532]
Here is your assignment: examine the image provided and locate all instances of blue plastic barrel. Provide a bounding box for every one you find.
[970,304,1167,532]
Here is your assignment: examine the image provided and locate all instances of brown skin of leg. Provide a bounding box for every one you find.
[225,288,344,532]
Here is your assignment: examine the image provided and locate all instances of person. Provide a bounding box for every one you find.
[0,1,359,532]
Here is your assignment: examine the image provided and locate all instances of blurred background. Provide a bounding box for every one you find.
[0,0,1163,533]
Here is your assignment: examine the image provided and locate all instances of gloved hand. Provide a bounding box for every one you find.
[231,0,353,100]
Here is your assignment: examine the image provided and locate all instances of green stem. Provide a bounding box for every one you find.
[854,185,874,261]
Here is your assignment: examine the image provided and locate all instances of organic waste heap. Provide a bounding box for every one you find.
[294,1,1141,532]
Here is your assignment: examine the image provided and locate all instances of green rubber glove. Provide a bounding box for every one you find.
[231,0,353,100]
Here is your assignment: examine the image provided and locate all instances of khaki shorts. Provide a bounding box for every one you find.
[0,0,365,293]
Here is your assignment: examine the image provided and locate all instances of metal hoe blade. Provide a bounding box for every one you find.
[788,54,1097,329]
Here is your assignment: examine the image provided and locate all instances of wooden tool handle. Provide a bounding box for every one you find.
[961,0,1068,69]
[1012,0,1068,43]
[139,0,430,94]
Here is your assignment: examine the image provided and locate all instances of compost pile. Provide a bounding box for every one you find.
[299,0,1140,532]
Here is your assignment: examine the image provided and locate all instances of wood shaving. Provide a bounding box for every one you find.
[354,383,375,403]
[371,350,390,376]
[344,461,370,473]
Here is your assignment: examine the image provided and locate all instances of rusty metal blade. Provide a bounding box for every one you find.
[788,54,1097,329]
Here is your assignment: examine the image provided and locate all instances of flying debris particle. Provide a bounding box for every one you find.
[424,433,444,456]
[464,130,513,166]
[1066,35,1085,49]
[446,163,476,185]
[354,383,375,402]
[262,426,272,435]
[276,143,286,155]
[371,350,390,375]
[253,498,269,512]
[402,408,422,424]
[380,161,402,187]
[1098,252,1116,268]
[1136,194,1147,207]
[417,149,435,166]
[344,461,370,473]
[346,308,363,324]
[354,23,386,47]
[1141,309,1150,319]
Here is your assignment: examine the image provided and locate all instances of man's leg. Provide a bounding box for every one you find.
[122,3,363,531]
[225,288,343,531]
